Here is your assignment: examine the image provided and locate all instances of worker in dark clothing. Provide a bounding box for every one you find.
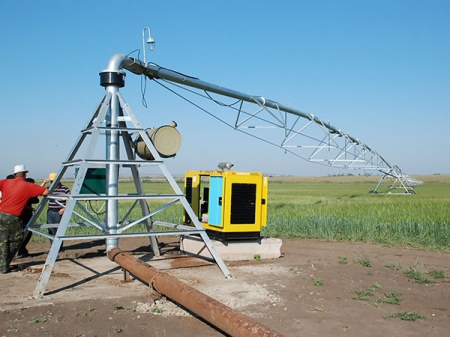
[17,178,40,257]
[45,172,71,246]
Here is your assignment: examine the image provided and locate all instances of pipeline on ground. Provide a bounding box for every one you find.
[108,248,284,337]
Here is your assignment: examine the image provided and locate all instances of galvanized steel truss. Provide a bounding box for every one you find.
[120,57,422,194]
[28,58,231,297]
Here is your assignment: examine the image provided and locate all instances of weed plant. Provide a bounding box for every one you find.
[313,278,323,286]
[384,312,428,321]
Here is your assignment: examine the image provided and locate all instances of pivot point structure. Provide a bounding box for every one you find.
[28,54,231,298]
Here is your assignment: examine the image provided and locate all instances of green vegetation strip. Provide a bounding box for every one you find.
[262,176,450,251]
[30,175,450,252]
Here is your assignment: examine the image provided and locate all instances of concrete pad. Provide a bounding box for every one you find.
[180,235,282,261]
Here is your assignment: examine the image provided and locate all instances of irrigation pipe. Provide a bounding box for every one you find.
[108,248,284,337]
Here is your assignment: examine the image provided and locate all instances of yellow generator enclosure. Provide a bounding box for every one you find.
[184,170,268,240]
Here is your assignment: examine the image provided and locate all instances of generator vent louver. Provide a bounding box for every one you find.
[230,183,256,224]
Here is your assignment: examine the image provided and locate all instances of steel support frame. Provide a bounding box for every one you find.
[29,62,230,297]
[371,165,419,194]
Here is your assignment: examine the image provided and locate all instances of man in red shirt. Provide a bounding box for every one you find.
[0,164,49,273]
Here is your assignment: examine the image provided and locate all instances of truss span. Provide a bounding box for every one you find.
[120,55,422,193]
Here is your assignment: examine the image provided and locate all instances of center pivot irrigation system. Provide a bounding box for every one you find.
[28,30,421,297]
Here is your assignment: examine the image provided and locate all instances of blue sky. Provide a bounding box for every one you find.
[1,0,449,179]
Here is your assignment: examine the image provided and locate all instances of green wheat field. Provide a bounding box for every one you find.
[32,174,449,252]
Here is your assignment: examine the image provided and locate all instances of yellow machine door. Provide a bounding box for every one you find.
[261,176,268,227]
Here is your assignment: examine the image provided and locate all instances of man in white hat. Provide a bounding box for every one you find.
[0,165,50,273]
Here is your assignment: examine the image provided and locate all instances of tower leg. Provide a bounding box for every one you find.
[120,126,160,256]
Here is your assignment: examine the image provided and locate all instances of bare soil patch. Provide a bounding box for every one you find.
[0,237,449,336]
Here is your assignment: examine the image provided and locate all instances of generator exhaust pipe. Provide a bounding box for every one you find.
[108,248,284,337]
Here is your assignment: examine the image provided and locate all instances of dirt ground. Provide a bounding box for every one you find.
[0,236,449,337]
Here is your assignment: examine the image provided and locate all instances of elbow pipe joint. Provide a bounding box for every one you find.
[99,53,129,88]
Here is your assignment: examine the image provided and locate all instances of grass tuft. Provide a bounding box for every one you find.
[404,267,435,284]
[384,311,428,321]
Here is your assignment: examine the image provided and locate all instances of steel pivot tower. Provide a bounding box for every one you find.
[30,54,231,298]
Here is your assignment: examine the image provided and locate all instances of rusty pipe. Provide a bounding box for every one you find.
[108,248,283,337]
